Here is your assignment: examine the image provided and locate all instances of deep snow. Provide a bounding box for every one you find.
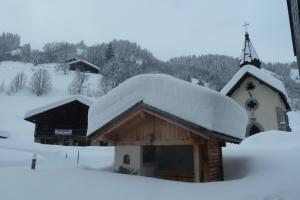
[0,62,300,200]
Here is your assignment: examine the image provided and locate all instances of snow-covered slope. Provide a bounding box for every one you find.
[0,61,101,141]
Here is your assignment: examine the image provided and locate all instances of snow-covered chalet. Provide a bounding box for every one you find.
[221,31,292,137]
[88,74,248,182]
[24,96,92,146]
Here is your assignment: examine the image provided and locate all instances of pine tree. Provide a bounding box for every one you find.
[105,42,115,61]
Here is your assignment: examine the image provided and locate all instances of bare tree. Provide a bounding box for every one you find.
[68,70,88,95]
[55,63,70,75]
[0,80,5,93]
[6,72,27,95]
[30,69,52,96]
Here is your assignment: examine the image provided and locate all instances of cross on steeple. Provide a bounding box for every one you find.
[242,22,250,33]
[239,23,261,69]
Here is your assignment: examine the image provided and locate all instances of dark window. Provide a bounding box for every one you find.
[246,82,255,91]
[245,98,259,110]
[123,154,130,165]
[143,146,156,163]
[249,125,261,136]
[246,122,263,137]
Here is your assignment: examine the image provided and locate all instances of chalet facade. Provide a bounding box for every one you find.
[88,74,248,182]
[24,96,92,146]
[64,57,100,74]
[221,32,291,137]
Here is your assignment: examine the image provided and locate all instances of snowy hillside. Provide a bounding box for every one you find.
[0,61,101,141]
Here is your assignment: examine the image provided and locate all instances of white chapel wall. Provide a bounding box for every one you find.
[114,145,142,174]
[230,76,287,131]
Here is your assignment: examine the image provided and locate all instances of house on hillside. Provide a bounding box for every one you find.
[88,74,248,182]
[221,31,291,137]
[64,57,100,74]
[24,96,93,146]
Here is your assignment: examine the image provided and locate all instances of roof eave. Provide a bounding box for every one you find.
[88,102,243,144]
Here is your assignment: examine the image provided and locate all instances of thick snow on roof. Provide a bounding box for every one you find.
[68,59,100,71]
[221,65,288,98]
[24,95,93,119]
[88,74,248,139]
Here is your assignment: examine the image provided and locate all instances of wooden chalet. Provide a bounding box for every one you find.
[64,57,100,74]
[24,96,92,146]
[88,74,248,182]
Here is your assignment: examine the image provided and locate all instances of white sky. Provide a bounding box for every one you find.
[0,0,295,63]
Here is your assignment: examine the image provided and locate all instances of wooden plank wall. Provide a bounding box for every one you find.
[110,115,196,145]
[207,141,224,181]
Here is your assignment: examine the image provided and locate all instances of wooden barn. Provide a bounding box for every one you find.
[24,96,93,146]
[64,57,100,74]
[88,74,248,182]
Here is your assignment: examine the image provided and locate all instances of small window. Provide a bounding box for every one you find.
[276,107,288,131]
[123,154,130,165]
[245,98,259,111]
[246,82,255,91]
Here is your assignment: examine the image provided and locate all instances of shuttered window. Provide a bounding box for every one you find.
[276,107,287,131]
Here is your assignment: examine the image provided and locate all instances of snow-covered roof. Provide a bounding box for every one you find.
[88,74,248,140]
[221,65,290,109]
[24,95,93,119]
[68,59,100,71]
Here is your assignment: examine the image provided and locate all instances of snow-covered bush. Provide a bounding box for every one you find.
[6,72,27,95]
[30,69,52,96]
[68,71,88,95]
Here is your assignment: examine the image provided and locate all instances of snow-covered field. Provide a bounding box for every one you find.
[0,62,300,200]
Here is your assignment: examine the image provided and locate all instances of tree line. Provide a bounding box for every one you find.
[0,31,299,109]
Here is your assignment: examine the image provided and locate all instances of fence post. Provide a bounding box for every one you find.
[77,150,79,165]
[31,153,37,170]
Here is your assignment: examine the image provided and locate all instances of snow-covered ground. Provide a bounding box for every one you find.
[1,62,300,200]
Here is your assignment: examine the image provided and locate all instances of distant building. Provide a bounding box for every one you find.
[221,32,291,137]
[88,74,248,182]
[287,0,300,74]
[24,96,92,146]
[64,57,100,74]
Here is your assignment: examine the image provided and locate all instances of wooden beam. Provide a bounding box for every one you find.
[193,143,200,182]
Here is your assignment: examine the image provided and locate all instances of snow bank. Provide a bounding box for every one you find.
[241,130,300,148]
[221,65,288,99]
[88,74,248,139]
[0,130,11,138]
[24,95,93,119]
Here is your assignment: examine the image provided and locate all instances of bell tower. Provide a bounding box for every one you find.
[240,22,261,68]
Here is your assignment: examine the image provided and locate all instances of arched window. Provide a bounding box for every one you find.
[246,122,264,137]
[245,98,259,111]
[123,154,130,165]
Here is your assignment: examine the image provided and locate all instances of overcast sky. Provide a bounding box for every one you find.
[0,0,295,63]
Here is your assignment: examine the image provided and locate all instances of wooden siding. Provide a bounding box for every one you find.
[99,113,203,146]
[207,142,224,181]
